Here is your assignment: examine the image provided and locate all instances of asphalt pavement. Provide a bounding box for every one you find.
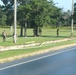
[0,46,76,75]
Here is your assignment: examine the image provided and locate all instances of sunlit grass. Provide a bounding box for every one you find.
[0,26,76,59]
[0,27,76,46]
[0,39,76,59]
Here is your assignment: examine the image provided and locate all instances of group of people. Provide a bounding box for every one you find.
[33,28,42,36]
[1,28,42,42]
[1,28,59,42]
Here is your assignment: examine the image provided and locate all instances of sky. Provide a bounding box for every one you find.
[0,0,74,11]
[53,0,73,11]
[0,0,3,5]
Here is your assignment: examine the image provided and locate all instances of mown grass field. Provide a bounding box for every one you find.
[0,27,76,46]
[0,39,76,59]
[0,27,76,59]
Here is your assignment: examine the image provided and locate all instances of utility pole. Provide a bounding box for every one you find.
[71,0,74,36]
[13,0,17,43]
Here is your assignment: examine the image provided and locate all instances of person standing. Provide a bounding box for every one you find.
[2,30,7,42]
[39,28,42,36]
[57,29,59,36]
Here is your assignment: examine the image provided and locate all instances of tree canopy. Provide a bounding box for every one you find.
[0,0,72,36]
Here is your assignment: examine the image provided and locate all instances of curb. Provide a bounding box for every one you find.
[0,43,76,63]
[0,38,75,51]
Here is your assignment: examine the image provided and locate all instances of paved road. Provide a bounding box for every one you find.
[0,46,76,75]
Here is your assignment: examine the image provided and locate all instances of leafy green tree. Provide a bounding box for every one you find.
[29,0,55,36]
[49,5,62,28]
[0,5,7,26]
[0,5,2,26]
[1,0,14,26]
[74,3,76,24]
[1,0,69,37]
[18,0,52,36]
[18,3,31,36]
[2,14,7,26]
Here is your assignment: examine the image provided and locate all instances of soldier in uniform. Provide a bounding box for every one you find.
[2,30,7,42]
[57,29,59,36]
[39,28,42,36]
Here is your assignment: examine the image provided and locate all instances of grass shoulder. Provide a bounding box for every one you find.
[0,39,76,60]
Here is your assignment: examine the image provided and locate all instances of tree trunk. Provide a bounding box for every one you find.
[20,26,23,37]
[24,26,27,37]
[24,28,26,37]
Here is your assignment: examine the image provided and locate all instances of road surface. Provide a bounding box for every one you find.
[0,46,76,75]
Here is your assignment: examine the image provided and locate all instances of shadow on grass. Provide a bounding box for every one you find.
[18,35,71,39]
[40,35,71,38]
[0,34,13,37]
[0,34,71,39]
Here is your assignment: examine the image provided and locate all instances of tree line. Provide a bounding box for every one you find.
[0,0,72,36]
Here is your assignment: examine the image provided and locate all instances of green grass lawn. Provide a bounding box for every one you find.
[0,27,76,59]
[0,27,76,46]
[0,39,76,59]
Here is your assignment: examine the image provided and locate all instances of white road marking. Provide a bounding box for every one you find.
[0,47,76,71]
